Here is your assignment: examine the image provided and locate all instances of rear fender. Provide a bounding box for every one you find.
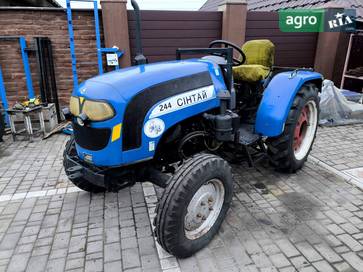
[255,71,322,137]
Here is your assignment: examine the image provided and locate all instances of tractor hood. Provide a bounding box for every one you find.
[73,59,218,103]
[71,58,226,167]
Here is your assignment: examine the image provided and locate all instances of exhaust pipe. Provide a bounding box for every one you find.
[131,0,148,65]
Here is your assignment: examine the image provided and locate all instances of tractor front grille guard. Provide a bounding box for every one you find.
[65,147,137,191]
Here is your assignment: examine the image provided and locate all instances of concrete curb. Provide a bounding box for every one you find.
[308,155,363,190]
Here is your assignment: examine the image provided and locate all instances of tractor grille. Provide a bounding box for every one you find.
[72,122,111,151]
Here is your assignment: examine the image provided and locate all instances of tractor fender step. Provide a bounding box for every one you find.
[238,124,260,145]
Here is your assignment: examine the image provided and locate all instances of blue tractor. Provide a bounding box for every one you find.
[63,0,322,257]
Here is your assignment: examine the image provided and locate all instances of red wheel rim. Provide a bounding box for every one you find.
[293,106,309,151]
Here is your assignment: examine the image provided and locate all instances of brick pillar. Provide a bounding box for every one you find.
[314,2,352,84]
[101,0,131,67]
[218,0,247,47]
[314,32,341,81]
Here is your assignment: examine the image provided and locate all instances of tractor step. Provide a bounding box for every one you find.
[238,124,260,145]
[235,124,265,168]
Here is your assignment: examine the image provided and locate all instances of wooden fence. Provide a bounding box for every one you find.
[128,10,223,63]
[246,12,318,68]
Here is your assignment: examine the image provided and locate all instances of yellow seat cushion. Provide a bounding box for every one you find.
[233,64,271,82]
[233,39,275,82]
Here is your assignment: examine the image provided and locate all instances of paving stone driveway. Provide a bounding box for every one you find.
[312,124,363,171]
[0,125,363,272]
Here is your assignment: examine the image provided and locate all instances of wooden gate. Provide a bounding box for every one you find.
[128,11,222,63]
[246,12,318,68]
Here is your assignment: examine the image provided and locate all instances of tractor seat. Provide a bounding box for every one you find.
[233,39,275,82]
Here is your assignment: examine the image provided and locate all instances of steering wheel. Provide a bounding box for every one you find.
[209,40,246,66]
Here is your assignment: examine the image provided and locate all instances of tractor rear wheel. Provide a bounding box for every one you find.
[267,83,319,172]
[154,153,233,258]
[63,137,106,193]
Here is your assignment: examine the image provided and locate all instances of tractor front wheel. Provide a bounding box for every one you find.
[154,153,233,258]
[267,83,319,172]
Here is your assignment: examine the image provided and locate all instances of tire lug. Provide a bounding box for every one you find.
[200,202,206,206]
[197,213,202,218]
[209,207,214,211]
[202,216,206,221]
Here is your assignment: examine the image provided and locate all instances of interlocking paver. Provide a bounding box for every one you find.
[296,242,323,262]
[251,252,272,268]
[326,223,345,235]
[104,260,122,272]
[65,258,84,270]
[0,233,21,250]
[141,254,161,269]
[300,267,317,272]
[325,210,347,225]
[85,258,103,272]
[86,241,103,254]
[290,256,309,270]
[342,252,363,271]
[337,234,363,252]
[261,243,280,255]
[7,253,31,272]
[279,267,296,272]
[275,239,300,258]
[26,255,48,272]
[269,253,290,268]
[314,243,342,263]
[333,261,355,272]
[122,248,141,269]
[45,258,66,272]
[104,243,121,262]
[312,125,363,172]
[312,260,335,272]
[0,125,363,271]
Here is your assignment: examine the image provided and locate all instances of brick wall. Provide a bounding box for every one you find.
[0,8,103,107]
[0,8,323,110]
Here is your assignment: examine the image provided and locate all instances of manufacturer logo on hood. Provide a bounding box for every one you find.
[144,118,165,138]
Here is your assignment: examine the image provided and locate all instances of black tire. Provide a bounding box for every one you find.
[154,153,233,258]
[63,137,106,193]
[266,83,319,173]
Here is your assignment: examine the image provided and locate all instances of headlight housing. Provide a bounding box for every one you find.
[69,96,80,116]
[83,100,115,121]
[69,96,115,122]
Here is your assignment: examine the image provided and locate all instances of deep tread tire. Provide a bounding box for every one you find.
[267,83,319,173]
[63,137,106,193]
[155,153,233,258]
